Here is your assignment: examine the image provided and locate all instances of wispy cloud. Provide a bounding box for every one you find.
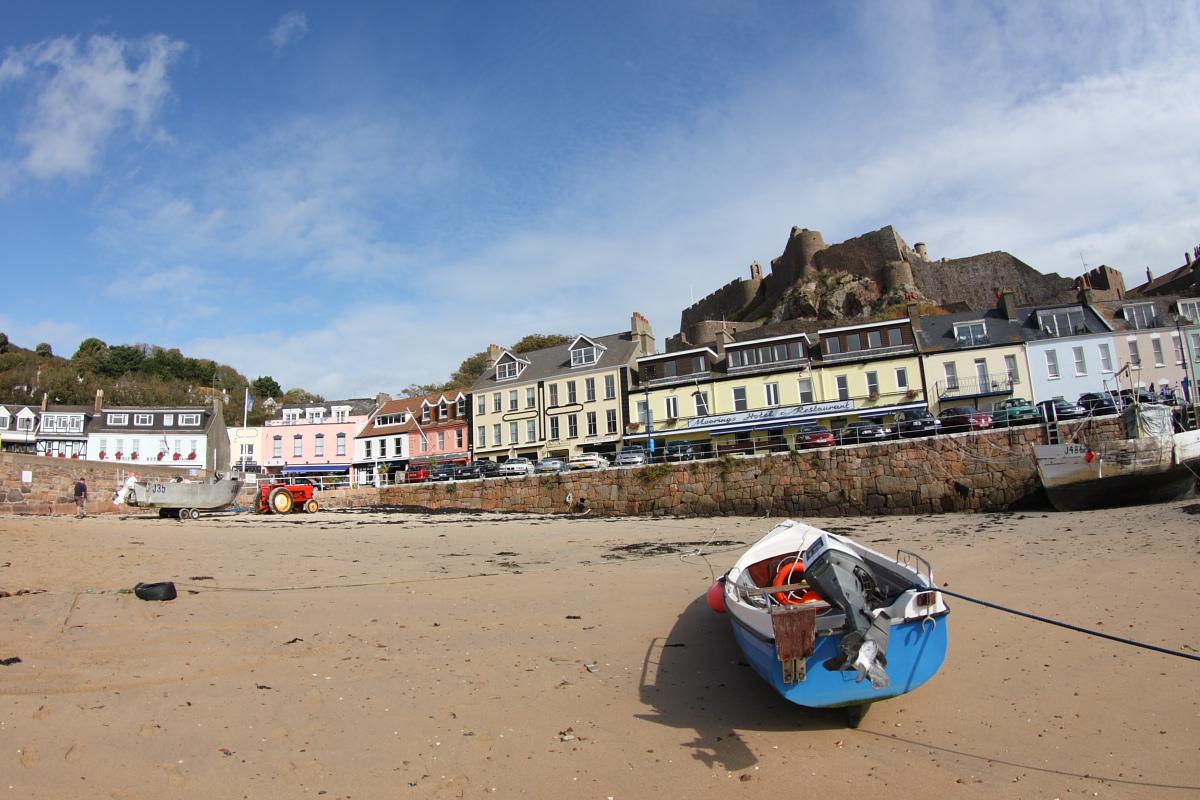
[0,34,185,186]
[265,11,308,56]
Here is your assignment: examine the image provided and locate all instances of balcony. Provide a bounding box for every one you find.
[725,357,811,378]
[645,370,712,389]
[821,344,914,364]
[936,373,1015,399]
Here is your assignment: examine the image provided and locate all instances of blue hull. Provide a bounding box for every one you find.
[730,614,949,708]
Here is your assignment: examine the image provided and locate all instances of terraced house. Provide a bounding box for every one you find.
[469,313,654,463]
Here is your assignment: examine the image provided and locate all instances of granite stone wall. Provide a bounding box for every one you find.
[0,452,206,516]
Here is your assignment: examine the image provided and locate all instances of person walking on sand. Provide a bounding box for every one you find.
[74,476,89,518]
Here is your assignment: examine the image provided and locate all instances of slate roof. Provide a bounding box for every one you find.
[471,331,641,391]
[273,397,378,419]
[356,392,467,439]
[1090,297,1186,332]
[87,407,217,435]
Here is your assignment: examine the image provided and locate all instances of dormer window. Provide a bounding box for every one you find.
[422,405,431,423]
[107,413,129,426]
[1123,304,1158,330]
[497,361,518,379]
[283,409,300,422]
[571,346,598,367]
[0,412,9,430]
[438,400,448,419]
[134,413,153,426]
[1038,308,1085,338]
[954,322,989,346]
[1178,300,1200,324]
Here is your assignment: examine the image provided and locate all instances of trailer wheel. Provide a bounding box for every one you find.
[268,487,294,514]
[305,498,319,514]
[187,508,200,520]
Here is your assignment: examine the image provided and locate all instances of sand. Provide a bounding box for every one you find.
[0,503,1197,799]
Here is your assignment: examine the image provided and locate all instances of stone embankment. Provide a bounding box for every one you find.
[0,418,1124,518]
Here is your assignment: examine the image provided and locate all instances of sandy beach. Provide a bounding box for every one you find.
[1,503,1197,799]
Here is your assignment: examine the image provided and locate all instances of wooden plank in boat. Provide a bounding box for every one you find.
[770,602,829,661]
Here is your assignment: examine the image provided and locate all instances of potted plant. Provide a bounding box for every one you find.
[906,389,919,399]
[626,422,641,431]
[187,451,197,460]
[173,452,181,461]
[869,392,880,400]
[157,451,166,461]
[130,452,139,460]
[99,451,107,460]
[57,452,66,457]
[114,451,123,460]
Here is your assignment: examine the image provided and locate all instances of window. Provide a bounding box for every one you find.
[134,413,152,426]
[333,408,348,423]
[477,426,487,447]
[508,390,518,411]
[188,440,198,458]
[337,433,346,456]
[1072,347,1087,375]
[477,395,487,415]
[586,411,598,436]
[825,338,841,355]
[1193,332,1200,362]
[798,378,814,404]
[728,350,743,367]
[605,409,617,434]
[636,401,649,425]
[493,393,502,413]
[866,372,879,397]
[1005,355,1020,384]
[567,414,579,438]
[1123,304,1158,329]
[888,328,903,347]
[692,355,706,372]
[550,416,560,439]
[765,382,780,406]
[493,424,502,446]
[694,391,710,416]
[397,436,406,454]
[438,400,448,419]
[107,413,128,426]
[571,345,598,366]
[294,435,303,457]
[1179,300,1200,324]
[456,430,463,448]
[944,362,959,390]
[509,422,519,444]
[496,360,519,379]
[0,413,8,430]
[379,438,388,458]
[664,396,679,419]
[179,413,200,426]
[163,414,174,426]
[732,387,748,412]
[283,409,300,422]
[273,436,282,458]
[315,434,324,457]
[847,334,861,352]
[895,368,909,392]
[1046,350,1060,379]
[1174,334,1185,364]
[1128,339,1141,368]
[419,432,429,452]
[1099,343,1113,372]
[526,420,536,443]
[604,375,616,399]
[662,360,677,377]
[975,359,988,385]
[867,330,882,349]
[1151,338,1165,367]
[549,384,559,406]
[758,346,771,363]
[422,406,431,423]
[567,381,577,404]
[836,376,849,401]
[438,431,446,450]
[585,377,596,402]
[954,322,988,346]
[457,397,466,417]
[526,387,536,408]
[774,344,788,361]
[115,438,124,456]
[1038,309,1085,338]
[365,440,373,459]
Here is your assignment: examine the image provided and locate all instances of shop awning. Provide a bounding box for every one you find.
[280,464,350,474]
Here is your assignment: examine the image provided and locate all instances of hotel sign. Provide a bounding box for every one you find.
[686,399,856,430]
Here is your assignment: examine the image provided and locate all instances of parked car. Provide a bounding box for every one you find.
[1118,388,1162,407]
[428,463,459,482]
[497,457,535,476]
[834,421,889,445]
[991,398,1042,427]
[794,424,835,448]
[568,453,609,470]
[613,445,648,466]
[663,440,696,461]
[454,460,500,479]
[1037,398,1087,421]
[891,409,940,438]
[535,457,569,473]
[403,464,431,483]
[1077,392,1121,415]
[937,406,994,432]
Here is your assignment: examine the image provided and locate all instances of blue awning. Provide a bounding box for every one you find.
[280,464,350,474]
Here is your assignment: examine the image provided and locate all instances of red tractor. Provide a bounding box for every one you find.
[256,482,319,515]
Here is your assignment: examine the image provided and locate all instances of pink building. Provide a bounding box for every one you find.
[260,397,380,484]
[354,391,470,485]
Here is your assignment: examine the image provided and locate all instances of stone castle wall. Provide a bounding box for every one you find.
[678,275,763,342]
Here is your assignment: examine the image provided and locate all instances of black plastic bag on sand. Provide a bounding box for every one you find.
[134,582,177,601]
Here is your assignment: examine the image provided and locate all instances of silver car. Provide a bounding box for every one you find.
[498,457,535,476]
[614,446,648,466]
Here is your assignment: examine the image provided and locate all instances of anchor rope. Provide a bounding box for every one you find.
[931,586,1200,662]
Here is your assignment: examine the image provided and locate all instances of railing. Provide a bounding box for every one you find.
[724,358,810,378]
[821,344,915,364]
[936,373,1015,399]
[265,417,352,426]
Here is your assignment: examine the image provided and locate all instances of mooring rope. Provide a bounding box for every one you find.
[933,586,1200,662]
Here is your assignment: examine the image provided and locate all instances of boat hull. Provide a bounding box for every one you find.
[729,611,948,708]
[125,479,241,511]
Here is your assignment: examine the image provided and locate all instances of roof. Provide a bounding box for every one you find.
[471,330,642,391]
[916,308,1035,353]
[87,406,217,435]
[356,391,467,439]
[1090,297,1186,332]
[275,397,378,418]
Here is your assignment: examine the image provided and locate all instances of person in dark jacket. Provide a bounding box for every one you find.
[74,477,88,518]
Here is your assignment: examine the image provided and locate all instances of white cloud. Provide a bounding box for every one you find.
[0,34,185,184]
[266,11,308,56]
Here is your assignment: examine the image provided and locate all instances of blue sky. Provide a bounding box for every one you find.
[3,1,1199,398]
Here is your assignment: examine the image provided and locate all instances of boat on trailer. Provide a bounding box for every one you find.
[716,519,949,726]
[115,474,241,520]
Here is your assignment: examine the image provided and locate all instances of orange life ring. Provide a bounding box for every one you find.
[772,561,821,605]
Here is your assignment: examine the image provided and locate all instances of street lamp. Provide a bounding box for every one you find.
[643,381,653,463]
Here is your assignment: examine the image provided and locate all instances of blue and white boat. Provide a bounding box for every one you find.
[717,519,949,726]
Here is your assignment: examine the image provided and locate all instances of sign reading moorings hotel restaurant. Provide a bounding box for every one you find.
[686,399,856,430]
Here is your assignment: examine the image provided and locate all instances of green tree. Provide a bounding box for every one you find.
[282,388,324,403]
[34,342,53,357]
[445,351,489,390]
[400,382,446,398]
[251,376,283,398]
[106,344,146,377]
[72,338,110,374]
[0,332,9,354]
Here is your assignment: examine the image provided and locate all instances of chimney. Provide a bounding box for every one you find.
[485,344,504,370]
[906,301,921,335]
[630,312,655,357]
[1146,267,1154,285]
[999,290,1018,320]
[94,389,103,414]
[713,327,734,357]
[376,392,392,408]
[41,392,48,412]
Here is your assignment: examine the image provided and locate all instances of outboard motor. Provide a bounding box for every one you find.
[114,475,140,506]
[803,533,892,690]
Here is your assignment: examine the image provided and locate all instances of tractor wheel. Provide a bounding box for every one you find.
[305,498,319,514]
[268,487,295,514]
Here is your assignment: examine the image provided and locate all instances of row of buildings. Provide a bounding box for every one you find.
[7,285,1200,486]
